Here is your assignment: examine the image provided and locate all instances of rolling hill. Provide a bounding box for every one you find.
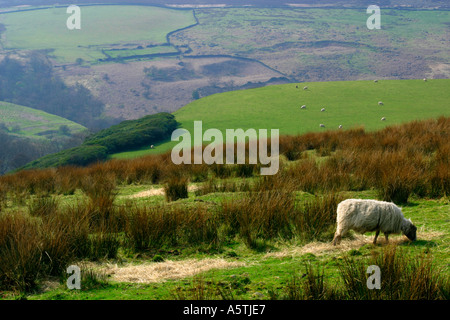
[0,101,87,139]
[20,112,178,170]
[112,78,450,159]
[0,101,88,174]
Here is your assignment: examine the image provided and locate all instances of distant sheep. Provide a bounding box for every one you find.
[332,199,417,245]
[320,124,325,128]
[423,78,427,82]
[321,108,325,112]
[301,105,306,109]
[150,145,154,149]
[339,125,343,129]
[303,86,308,90]
[381,117,386,121]
[378,101,384,105]
[374,79,378,83]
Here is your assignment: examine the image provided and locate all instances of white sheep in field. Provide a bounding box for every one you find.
[301,105,306,109]
[321,108,325,112]
[374,79,378,83]
[423,78,427,82]
[320,124,325,128]
[332,199,417,245]
[339,125,343,129]
[303,86,308,90]
[381,117,386,121]
[378,101,384,106]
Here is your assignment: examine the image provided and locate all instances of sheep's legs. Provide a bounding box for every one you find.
[373,230,380,245]
[332,233,341,246]
[384,233,389,244]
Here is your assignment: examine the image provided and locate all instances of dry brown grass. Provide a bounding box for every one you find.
[101,258,246,283]
[1,117,448,203]
[128,185,199,199]
[265,230,445,259]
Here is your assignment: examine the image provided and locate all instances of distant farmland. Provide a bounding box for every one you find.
[112,79,450,159]
[0,5,196,63]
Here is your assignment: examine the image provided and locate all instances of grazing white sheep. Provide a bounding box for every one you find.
[378,101,384,105]
[321,108,325,112]
[339,125,343,129]
[423,78,427,82]
[381,117,386,121]
[374,79,378,83]
[303,86,308,90]
[301,105,306,109]
[332,199,417,245]
[320,124,325,128]
[150,145,154,149]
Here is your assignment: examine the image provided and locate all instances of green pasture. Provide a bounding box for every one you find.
[112,79,450,159]
[103,46,177,59]
[0,5,195,62]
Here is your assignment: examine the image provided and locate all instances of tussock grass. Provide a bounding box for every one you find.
[164,176,189,202]
[0,212,43,292]
[0,117,448,295]
[268,245,449,300]
[338,245,449,300]
[2,117,448,202]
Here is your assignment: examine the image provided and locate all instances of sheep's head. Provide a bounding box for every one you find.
[402,219,417,241]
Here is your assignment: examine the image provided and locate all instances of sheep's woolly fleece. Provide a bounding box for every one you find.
[102,258,246,283]
[335,199,409,235]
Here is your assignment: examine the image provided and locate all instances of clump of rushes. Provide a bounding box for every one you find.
[339,245,449,300]
[80,172,117,230]
[27,194,59,218]
[0,212,43,292]
[280,263,340,300]
[0,182,6,212]
[220,190,295,249]
[164,176,189,202]
[292,193,342,242]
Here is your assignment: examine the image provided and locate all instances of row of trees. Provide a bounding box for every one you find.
[21,113,178,170]
[0,128,87,175]
[0,53,116,131]
[0,132,56,174]
[0,53,124,173]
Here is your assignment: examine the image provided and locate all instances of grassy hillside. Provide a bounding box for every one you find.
[21,112,178,170]
[0,5,196,63]
[0,117,448,300]
[0,101,87,138]
[112,79,450,159]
